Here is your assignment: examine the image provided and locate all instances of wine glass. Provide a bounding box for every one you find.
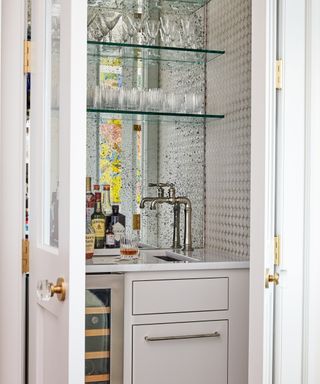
[123,15,136,43]
[87,7,97,28]
[104,11,121,42]
[181,18,195,48]
[146,19,160,45]
[96,11,121,42]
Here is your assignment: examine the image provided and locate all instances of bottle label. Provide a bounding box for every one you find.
[106,234,115,246]
[113,222,125,241]
[85,233,95,258]
[92,219,105,238]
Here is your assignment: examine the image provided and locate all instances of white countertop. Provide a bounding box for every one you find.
[86,248,249,273]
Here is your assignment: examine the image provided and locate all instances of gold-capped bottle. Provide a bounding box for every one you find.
[91,192,106,249]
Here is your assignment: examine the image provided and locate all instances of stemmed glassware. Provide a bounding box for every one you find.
[88,8,121,42]
[145,20,160,45]
[180,18,196,48]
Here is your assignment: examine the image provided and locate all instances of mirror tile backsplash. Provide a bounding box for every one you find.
[86,0,252,258]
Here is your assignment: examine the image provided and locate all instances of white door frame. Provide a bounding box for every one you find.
[303,0,320,382]
[249,0,277,382]
[0,1,26,383]
[273,0,306,382]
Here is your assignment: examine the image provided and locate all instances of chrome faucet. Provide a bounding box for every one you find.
[140,183,193,252]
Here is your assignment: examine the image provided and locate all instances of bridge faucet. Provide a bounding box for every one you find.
[140,183,185,250]
[150,196,193,252]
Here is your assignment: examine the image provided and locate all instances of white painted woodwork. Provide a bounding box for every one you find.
[123,269,249,384]
[133,320,228,384]
[132,277,228,315]
[29,0,86,383]
[249,0,277,383]
[0,1,25,383]
[273,1,306,383]
[303,0,320,382]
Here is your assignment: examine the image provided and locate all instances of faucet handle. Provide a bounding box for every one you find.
[148,183,165,197]
[148,182,176,198]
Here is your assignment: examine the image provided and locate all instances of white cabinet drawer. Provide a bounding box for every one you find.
[132,277,229,315]
[132,320,228,384]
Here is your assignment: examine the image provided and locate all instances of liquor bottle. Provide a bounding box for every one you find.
[102,184,112,218]
[85,222,95,259]
[91,192,106,249]
[105,223,115,248]
[110,205,125,247]
[86,177,95,227]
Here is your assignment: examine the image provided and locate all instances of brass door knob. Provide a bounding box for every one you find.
[265,269,280,288]
[37,277,66,302]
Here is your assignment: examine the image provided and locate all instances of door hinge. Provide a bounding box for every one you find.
[275,59,283,90]
[24,40,31,74]
[22,239,29,273]
[274,235,280,266]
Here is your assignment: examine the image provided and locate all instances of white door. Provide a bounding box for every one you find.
[249,0,277,383]
[29,0,87,383]
[250,0,307,383]
[273,0,306,383]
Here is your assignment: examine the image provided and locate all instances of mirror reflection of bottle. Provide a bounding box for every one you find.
[110,205,125,247]
[102,185,112,217]
[105,223,115,248]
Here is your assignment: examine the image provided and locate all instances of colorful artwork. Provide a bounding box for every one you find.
[98,55,142,209]
[100,57,122,89]
[99,58,123,203]
[99,119,122,203]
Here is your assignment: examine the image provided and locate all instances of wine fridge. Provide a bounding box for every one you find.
[85,274,124,384]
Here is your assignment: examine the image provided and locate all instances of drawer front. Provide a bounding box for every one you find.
[132,277,229,315]
[132,320,228,384]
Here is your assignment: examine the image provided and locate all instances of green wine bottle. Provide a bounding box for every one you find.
[91,192,106,249]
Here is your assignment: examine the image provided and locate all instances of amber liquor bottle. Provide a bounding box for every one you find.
[91,192,106,249]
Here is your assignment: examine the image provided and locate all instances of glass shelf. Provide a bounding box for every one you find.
[87,41,225,65]
[88,0,211,16]
[87,108,224,124]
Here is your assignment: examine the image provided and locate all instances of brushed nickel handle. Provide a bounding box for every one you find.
[144,331,220,342]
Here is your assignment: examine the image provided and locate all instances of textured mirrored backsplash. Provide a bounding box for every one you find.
[86,0,206,249]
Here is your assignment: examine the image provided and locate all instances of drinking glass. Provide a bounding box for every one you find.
[122,15,136,43]
[126,89,140,110]
[103,11,121,42]
[181,18,195,48]
[87,7,97,28]
[160,16,171,45]
[146,19,160,45]
[120,235,139,259]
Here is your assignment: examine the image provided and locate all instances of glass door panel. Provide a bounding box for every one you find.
[44,0,61,247]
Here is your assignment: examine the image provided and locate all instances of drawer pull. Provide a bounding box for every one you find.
[144,331,221,342]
